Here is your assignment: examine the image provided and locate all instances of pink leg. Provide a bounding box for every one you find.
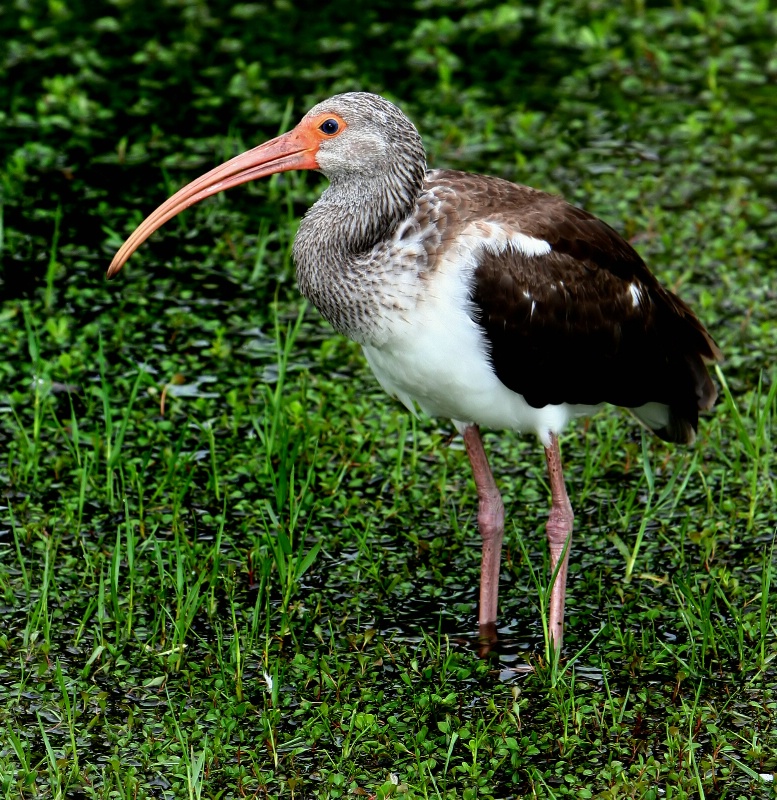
[462,425,504,641]
[544,434,574,650]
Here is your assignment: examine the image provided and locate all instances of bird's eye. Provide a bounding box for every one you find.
[319,118,340,135]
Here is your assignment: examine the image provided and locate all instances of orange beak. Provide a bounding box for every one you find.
[107,124,321,278]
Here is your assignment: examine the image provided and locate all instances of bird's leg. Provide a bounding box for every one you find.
[462,424,505,642]
[544,433,574,650]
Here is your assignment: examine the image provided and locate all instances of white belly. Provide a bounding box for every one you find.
[361,232,600,446]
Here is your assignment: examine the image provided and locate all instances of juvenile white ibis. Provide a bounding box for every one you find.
[109,92,721,649]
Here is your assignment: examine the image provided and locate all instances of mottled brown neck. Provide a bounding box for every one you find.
[292,158,426,341]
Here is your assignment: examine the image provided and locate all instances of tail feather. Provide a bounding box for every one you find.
[630,401,697,444]
[639,289,722,444]
[630,337,720,445]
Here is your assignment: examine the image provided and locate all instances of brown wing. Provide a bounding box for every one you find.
[428,171,721,443]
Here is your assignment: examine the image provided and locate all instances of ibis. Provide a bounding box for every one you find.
[109,92,721,649]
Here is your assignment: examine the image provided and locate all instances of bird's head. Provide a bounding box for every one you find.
[107,92,426,278]
[304,92,425,181]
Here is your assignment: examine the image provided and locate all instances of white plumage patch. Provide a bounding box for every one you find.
[362,221,598,445]
[629,282,642,308]
[466,222,551,261]
[510,231,552,258]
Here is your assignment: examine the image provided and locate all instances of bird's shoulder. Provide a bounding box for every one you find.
[424,168,654,287]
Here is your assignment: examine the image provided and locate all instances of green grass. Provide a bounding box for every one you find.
[2,0,777,797]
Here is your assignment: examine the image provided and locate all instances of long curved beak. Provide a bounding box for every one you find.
[107,126,319,278]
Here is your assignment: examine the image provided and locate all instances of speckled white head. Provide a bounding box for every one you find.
[303,92,426,183]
